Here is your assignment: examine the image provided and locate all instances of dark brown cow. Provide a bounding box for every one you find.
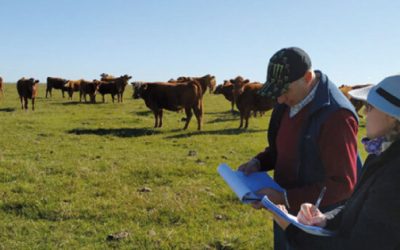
[17,77,40,110]
[173,74,216,94]
[339,84,372,118]
[80,80,99,103]
[46,77,69,98]
[214,80,234,112]
[96,74,132,103]
[64,79,83,100]
[236,83,275,129]
[0,76,3,96]
[132,80,203,130]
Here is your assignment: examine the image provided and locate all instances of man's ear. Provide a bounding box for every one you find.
[303,70,313,85]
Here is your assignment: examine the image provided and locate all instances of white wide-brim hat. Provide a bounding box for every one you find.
[349,75,400,120]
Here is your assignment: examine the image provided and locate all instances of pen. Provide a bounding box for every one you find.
[314,186,327,209]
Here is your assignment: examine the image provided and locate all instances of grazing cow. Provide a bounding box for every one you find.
[0,76,3,96]
[46,77,69,98]
[236,83,275,129]
[80,80,99,103]
[96,74,132,103]
[214,80,235,112]
[339,84,372,118]
[173,74,216,94]
[132,80,203,130]
[64,79,83,100]
[16,77,40,110]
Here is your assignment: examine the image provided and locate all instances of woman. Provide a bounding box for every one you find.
[270,75,400,249]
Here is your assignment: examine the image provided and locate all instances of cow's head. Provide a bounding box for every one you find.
[131,82,146,99]
[213,84,223,94]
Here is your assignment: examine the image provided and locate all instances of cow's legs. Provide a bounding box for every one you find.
[231,101,234,112]
[102,95,105,103]
[20,97,24,109]
[244,109,251,129]
[62,90,65,98]
[45,87,50,98]
[24,97,28,110]
[183,107,193,130]
[32,98,35,111]
[158,109,163,128]
[193,104,203,131]
[153,110,158,128]
[238,109,244,129]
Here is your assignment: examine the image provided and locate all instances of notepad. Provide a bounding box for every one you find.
[217,163,284,203]
[261,195,336,237]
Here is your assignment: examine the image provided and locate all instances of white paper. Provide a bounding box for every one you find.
[261,196,336,237]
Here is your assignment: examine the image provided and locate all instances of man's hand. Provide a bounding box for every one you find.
[238,158,261,175]
[251,188,285,209]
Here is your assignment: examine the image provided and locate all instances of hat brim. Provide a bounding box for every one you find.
[348,85,374,101]
[349,84,400,120]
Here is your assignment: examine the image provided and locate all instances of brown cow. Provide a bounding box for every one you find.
[173,74,216,94]
[230,76,251,104]
[64,79,83,100]
[80,80,99,103]
[230,76,266,117]
[339,84,372,118]
[96,74,132,103]
[214,80,235,112]
[17,77,40,110]
[132,80,203,130]
[100,73,116,81]
[46,77,69,98]
[236,83,275,129]
[0,76,3,96]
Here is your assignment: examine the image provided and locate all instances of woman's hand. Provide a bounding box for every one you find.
[297,203,327,227]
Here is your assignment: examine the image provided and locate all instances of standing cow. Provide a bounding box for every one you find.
[80,80,99,103]
[132,80,203,130]
[17,77,40,110]
[236,83,275,129]
[214,80,235,112]
[46,77,69,98]
[64,79,83,100]
[96,74,132,103]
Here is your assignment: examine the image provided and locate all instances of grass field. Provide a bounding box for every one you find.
[0,83,367,249]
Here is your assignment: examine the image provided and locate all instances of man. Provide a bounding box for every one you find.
[238,47,359,250]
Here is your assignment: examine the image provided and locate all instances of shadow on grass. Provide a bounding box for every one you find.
[164,128,265,139]
[0,107,16,112]
[59,101,99,106]
[205,110,239,115]
[207,117,239,124]
[133,110,153,116]
[67,127,162,137]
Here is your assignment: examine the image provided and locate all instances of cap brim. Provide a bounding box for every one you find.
[258,81,274,97]
[348,85,374,101]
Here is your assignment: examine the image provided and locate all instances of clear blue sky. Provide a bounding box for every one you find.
[1,0,399,85]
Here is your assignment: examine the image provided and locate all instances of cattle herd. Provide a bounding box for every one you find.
[0,73,370,130]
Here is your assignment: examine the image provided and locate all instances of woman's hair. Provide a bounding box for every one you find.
[387,120,400,141]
